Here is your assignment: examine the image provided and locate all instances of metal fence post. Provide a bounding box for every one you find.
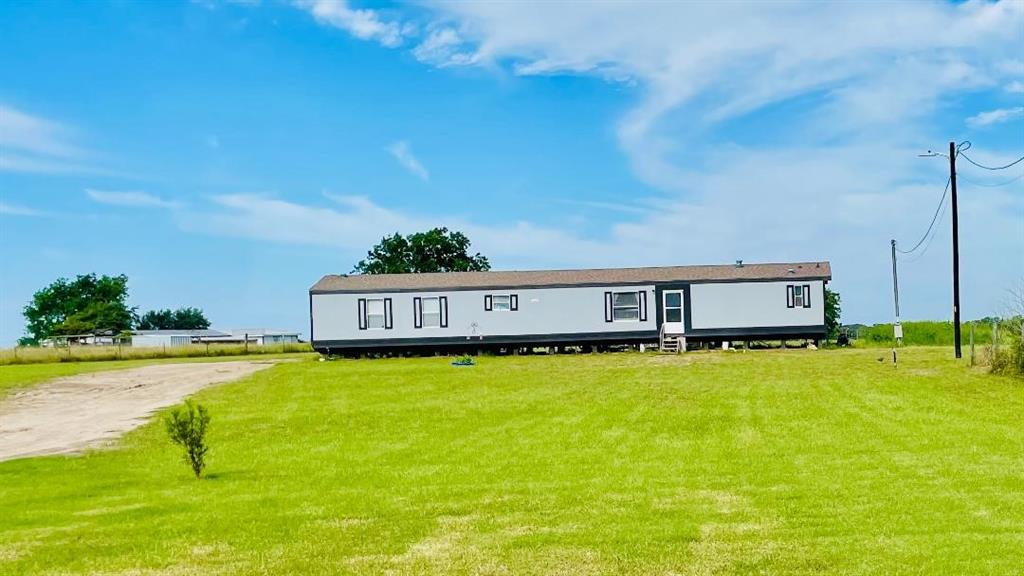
[992,321,998,362]
[969,323,975,367]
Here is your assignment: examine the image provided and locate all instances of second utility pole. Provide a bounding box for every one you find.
[949,141,962,359]
[890,239,902,346]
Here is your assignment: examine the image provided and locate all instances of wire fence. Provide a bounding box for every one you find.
[0,342,315,366]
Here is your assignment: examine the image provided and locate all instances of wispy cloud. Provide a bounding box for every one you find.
[294,0,406,47]
[387,140,429,181]
[413,28,477,67]
[0,201,48,217]
[0,104,97,175]
[1006,81,1024,93]
[85,188,182,209]
[297,1,1023,193]
[178,193,615,269]
[966,106,1024,128]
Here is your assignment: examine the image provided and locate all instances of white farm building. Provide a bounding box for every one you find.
[308,261,831,354]
[131,329,300,348]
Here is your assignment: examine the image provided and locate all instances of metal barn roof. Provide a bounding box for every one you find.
[132,329,229,337]
[310,261,831,293]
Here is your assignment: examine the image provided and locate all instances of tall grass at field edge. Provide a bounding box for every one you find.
[0,342,314,365]
[851,319,1019,347]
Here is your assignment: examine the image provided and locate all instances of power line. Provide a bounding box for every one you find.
[900,189,948,263]
[959,151,1024,171]
[895,176,950,255]
[958,171,1024,187]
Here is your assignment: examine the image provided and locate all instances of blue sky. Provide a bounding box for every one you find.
[1,0,1022,344]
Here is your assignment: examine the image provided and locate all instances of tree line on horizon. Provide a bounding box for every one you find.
[19,273,210,346]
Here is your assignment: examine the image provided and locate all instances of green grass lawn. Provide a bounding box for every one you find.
[1,349,1021,575]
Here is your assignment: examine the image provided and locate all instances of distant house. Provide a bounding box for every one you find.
[308,261,832,354]
[130,328,300,348]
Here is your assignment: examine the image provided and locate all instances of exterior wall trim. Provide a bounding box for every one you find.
[310,275,831,295]
[314,329,657,350]
[311,324,826,351]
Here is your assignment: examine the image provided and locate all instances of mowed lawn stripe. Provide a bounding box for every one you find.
[0,348,1021,575]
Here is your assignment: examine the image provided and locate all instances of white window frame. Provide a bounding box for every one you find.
[612,291,640,322]
[663,291,683,324]
[421,297,441,328]
[491,294,511,311]
[366,298,386,330]
[787,284,812,309]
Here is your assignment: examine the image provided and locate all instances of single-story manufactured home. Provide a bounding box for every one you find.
[308,261,831,354]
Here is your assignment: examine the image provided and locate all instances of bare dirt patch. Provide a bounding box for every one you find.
[0,361,274,461]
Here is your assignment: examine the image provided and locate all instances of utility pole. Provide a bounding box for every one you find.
[949,141,962,359]
[890,239,902,346]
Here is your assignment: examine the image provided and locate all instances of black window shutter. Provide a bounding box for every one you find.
[357,298,367,330]
[639,291,647,321]
[484,295,492,311]
[413,297,422,329]
[803,285,811,308]
[440,296,448,328]
[384,298,393,329]
[786,285,795,308]
[510,294,518,311]
[604,291,613,322]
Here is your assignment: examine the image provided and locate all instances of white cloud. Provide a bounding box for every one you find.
[1007,81,1024,93]
[297,1,1022,190]
[294,0,405,47]
[85,189,182,209]
[0,201,47,217]
[387,140,430,181]
[414,1,1023,191]
[180,192,616,269]
[0,104,97,174]
[966,106,1024,128]
[413,28,477,67]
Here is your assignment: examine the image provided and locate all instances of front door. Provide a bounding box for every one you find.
[662,290,685,334]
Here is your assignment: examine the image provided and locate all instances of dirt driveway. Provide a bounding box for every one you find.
[0,361,275,461]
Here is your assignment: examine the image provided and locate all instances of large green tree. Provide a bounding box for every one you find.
[825,288,842,341]
[354,228,490,274]
[137,307,212,330]
[21,274,135,345]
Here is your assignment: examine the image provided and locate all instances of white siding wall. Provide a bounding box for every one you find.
[312,285,657,342]
[689,280,824,330]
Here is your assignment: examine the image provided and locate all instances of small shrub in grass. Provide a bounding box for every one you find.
[165,400,211,478]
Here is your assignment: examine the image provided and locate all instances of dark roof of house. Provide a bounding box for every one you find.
[310,261,831,293]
